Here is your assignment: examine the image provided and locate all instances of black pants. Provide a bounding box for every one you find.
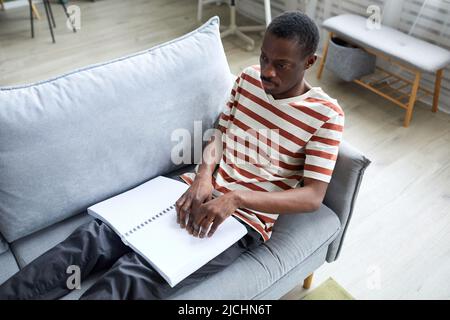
[0,219,262,300]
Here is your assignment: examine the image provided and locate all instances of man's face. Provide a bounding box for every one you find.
[259,32,315,99]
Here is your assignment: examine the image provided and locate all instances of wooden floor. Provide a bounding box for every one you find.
[1,0,449,300]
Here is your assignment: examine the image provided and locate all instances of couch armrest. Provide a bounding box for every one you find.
[324,141,371,262]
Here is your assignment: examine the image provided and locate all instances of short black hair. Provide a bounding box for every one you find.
[266,11,320,59]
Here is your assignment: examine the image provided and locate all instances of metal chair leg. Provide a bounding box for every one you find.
[46,0,56,28]
[43,0,56,43]
[29,0,34,38]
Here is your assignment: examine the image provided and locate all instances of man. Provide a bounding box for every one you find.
[0,11,344,300]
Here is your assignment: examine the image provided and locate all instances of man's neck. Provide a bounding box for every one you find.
[272,79,311,100]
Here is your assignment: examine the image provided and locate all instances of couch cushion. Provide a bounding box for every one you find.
[0,250,20,286]
[10,213,93,268]
[170,204,340,299]
[0,16,232,242]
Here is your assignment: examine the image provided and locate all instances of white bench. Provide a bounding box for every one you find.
[317,14,450,127]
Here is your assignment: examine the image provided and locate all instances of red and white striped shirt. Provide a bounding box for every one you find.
[181,66,344,241]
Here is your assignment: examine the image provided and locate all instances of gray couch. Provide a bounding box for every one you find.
[0,17,370,299]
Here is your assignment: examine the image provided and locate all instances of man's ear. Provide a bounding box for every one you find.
[304,54,318,70]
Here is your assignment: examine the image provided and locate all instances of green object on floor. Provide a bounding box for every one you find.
[302,277,355,300]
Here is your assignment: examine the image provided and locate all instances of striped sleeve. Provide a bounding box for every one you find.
[217,75,240,133]
[303,113,344,183]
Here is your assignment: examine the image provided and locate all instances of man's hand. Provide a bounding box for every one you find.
[186,191,240,238]
[175,174,213,230]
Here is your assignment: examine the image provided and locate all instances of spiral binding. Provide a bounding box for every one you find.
[124,204,176,237]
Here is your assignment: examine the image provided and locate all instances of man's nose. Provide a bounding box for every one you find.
[262,64,276,79]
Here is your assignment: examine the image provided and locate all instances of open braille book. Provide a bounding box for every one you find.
[88,175,247,287]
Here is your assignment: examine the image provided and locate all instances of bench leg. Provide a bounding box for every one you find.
[404,71,421,127]
[317,32,332,80]
[432,69,443,113]
[303,273,314,289]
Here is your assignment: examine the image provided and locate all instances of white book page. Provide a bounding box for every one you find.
[87,176,189,236]
[127,206,247,287]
